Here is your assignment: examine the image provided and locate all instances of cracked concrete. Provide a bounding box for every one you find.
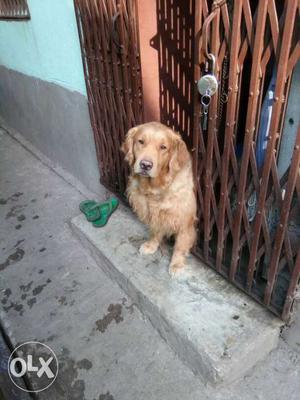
[0,127,300,399]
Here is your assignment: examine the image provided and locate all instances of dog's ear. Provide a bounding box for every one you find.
[169,134,190,174]
[121,126,138,166]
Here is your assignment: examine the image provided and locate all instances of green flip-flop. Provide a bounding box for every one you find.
[92,197,119,227]
[79,200,98,220]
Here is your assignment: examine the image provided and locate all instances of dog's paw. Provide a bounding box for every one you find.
[139,240,159,255]
[168,262,186,279]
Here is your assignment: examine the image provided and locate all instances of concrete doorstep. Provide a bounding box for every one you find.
[71,207,283,385]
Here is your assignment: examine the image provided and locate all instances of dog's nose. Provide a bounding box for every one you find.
[140,159,153,171]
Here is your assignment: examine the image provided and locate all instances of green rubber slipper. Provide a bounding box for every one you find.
[79,200,97,220]
[92,197,119,227]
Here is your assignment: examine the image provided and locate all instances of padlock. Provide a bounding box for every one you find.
[197,54,218,96]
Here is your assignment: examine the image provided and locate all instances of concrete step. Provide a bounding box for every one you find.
[70,207,283,385]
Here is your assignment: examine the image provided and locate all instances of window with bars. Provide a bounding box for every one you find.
[0,0,30,20]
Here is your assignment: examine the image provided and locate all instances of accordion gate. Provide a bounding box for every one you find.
[75,0,300,321]
[74,0,144,195]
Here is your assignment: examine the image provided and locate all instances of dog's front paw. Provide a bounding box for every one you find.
[139,240,159,255]
[169,262,186,279]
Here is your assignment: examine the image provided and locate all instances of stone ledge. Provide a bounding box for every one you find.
[70,207,283,384]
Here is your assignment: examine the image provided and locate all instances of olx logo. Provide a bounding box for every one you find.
[8,341,58,393]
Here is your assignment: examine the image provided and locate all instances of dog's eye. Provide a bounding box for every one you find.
[138,139,144,145]
[160,144,167,150]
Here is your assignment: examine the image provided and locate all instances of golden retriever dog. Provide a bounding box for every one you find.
[121,122,197,277]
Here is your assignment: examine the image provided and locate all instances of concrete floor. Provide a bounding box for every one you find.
[0,127,300,400]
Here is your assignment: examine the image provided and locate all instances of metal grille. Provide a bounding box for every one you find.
[74,0,143,195]
[153,0,196,148]
[0,0,30,19]
[75,0,299,320]
[193,0,300,320]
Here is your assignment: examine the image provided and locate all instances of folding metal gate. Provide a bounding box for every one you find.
[75,0,300,320]
[192,0,299,320]
[74,0,143,195]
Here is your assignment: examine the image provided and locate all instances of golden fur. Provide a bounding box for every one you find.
[121,122,197,277]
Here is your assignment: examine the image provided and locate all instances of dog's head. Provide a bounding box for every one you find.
[121,122,190,178]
